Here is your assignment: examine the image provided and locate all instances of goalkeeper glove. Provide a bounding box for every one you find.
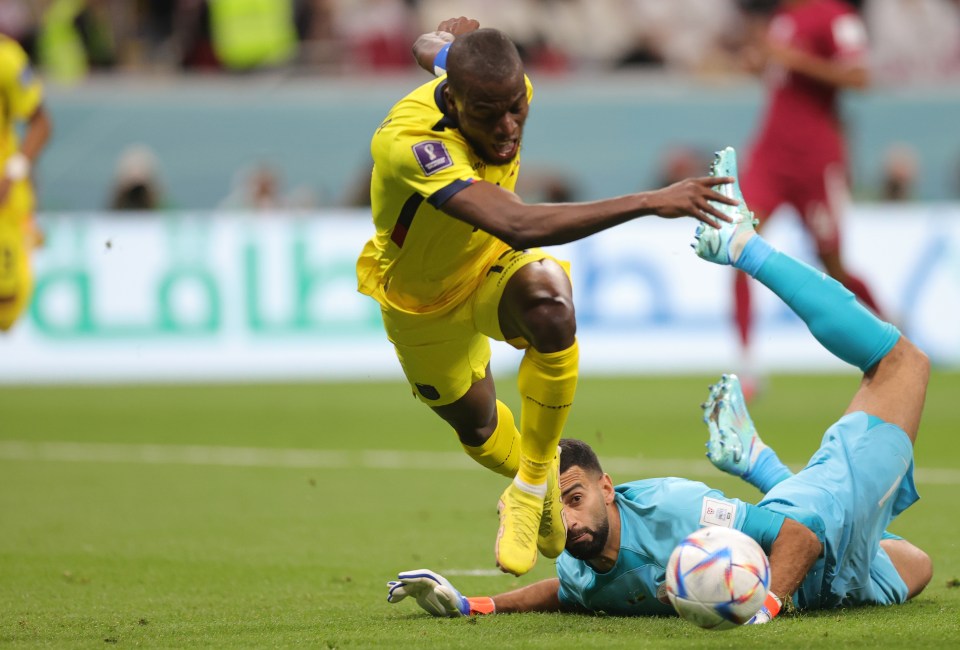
[746,592,782,625]
[386,569,495,617]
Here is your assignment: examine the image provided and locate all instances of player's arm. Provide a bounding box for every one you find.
[750,517,821,623]
[0,103,51,208]
[412,17,480,75]
[491,578,566,613]
[440,177,738,250]
[19,104,53,165]
[387,570,566,616]
[766,40,868,89]
[767,517,821,599]
[738,502,821,623]
[765,11,870,90]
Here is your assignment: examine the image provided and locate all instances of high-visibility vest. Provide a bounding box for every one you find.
[38,0,88,83]
[208,0,298,70]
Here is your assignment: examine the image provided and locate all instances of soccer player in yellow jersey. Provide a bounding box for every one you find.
[357,18,738,576]
[0,35,52,332]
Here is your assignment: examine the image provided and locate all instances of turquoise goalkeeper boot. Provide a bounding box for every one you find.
[701,374,768,478]
[692,147,758,266]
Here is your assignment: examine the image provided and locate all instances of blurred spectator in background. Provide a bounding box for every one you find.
[208,0,298,71]
[0,34,52,332]
[176,0,220,70]
[172,0,300,72]
[37,0,119,83]
[525,0,633,70]
[220,163,283,211]
[655,146,715,188]
[879,143,919,201]
[108,144,167,211]
[619,0,744,74]
[1,0,956,78]
[335,0,418,72]
[422,0,745,74]
[864,0,960,85]
[0,0,40,59]
[514,167,579,203]
[732,0,885,400]
[136,0,178,68]
[416,1,558,70]
[219,162,319,212]
[295,0,338,69]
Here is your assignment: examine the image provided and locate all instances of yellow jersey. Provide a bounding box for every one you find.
[357,75,533,314]
[0,35,42,227]
[0,35,42,163]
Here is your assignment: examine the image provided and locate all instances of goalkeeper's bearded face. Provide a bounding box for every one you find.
[559,466,614,561]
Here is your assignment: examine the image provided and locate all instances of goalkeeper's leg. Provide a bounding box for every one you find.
[701,373,792,494]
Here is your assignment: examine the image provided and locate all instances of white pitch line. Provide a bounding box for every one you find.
[0,440,716,478]
[0,440,958,485]
[443,569,505,577]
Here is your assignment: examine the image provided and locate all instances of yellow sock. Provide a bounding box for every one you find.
[461,400,521,478]
[517,340,579,485]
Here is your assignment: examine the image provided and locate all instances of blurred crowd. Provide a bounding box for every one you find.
[0,0,958,83]
[3,0,958,213]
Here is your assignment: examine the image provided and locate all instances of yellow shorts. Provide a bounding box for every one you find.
[0,181,36,331]
[382,248,570,406]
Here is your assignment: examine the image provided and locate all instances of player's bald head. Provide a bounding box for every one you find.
[446,28,523,96]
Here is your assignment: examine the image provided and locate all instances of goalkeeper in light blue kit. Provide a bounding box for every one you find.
[386,147,933,623]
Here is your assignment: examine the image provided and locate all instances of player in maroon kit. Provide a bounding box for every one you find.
[736,0,884,397]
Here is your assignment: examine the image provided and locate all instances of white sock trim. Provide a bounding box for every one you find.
[729,229,756,265]
[513,477,547,498]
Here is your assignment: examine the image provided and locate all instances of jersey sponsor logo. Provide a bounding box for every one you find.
[412,141,454,176]
[699,497,736,527]
[415,383,441,400]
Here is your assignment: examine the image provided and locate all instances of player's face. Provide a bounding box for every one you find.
[559,467,612,561]
[445,74,528,166]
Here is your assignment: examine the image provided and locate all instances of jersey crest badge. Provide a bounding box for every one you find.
[699,497,736,528]
[412,141,454,176]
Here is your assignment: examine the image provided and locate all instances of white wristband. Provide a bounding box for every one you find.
[5,152,30,181]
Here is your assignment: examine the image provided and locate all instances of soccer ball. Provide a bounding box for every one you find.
[665,526,770,630]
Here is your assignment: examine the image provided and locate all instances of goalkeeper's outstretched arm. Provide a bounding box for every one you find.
[387,569,566,616]
[493,578,564,614]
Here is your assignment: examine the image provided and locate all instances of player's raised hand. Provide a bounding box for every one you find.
[649,176,739,228]
[436,17,480,38]
[386,569,470,617]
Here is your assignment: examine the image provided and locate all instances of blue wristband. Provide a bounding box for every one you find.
[433,42,451,76]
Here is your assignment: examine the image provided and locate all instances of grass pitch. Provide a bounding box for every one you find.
[1,372,959,648]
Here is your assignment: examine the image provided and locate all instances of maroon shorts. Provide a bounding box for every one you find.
[741,154,849,256]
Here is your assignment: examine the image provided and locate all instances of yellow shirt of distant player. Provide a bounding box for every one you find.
[357,75,533,314]
[0,34,42,225]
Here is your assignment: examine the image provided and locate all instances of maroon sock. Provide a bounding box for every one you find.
[842,273,883,318]
[734,270,752,348]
